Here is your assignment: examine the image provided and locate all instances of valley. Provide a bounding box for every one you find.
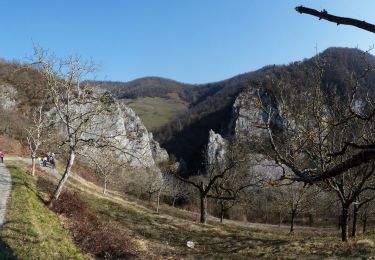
[2,38,375,260]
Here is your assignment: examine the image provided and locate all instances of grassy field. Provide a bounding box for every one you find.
[76,192,375,259]
[124,96,188,130]
[0,162,87,259]
[40,168,375,259]
[2,161,375,259]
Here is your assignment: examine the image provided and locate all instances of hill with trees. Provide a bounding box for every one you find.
[153,47,375,174]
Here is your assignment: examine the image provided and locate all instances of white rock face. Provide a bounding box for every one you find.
[54,97,168,168]
[0,84,17,110]
[232,88,268,139]
[104,103,169,167]
[112,103,157,167]
[225,88,285,178]
[149,132,169,163]
[207,129,227,165]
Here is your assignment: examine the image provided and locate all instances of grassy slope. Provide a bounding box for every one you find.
[53,173,375,259]
[2,161,375,259]
[0,162,86,259]
[80,194,375,259]
[124,96,188,130]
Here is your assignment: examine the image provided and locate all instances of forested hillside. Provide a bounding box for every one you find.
[157,47,375,173]
[2,47,375,173]
[88,48,375,174]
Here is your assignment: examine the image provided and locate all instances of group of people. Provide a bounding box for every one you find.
[38,152,55,168]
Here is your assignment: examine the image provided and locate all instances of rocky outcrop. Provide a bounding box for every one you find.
[54,96,168,168]
[118,104,169,167]
[231,88,281,141]
[149,133,169,163]
[0,84,17,110]
[210,88,285,179]
[207,130,227,165]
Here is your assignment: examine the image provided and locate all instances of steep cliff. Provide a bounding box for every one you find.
[0,84,17,110]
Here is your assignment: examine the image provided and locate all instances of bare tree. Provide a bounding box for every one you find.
[359,198,375,234]
[164,171,190,207]
[323,163,375,241]
[249,51,375,240]
[284,183,320,233]
[253,50,375,179]
[144,169,165,213]
[350,188,375,237]
[81,148,122,194]
[33,47,126,206]
[172,138,262,224]
[25,104,49,176]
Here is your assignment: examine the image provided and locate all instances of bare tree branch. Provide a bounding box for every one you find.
[295,6,375,33]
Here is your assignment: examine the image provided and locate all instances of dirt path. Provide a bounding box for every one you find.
[0,163,11,227]
[6,156,60,179]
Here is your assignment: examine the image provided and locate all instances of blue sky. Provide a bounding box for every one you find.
[1,1,375,83]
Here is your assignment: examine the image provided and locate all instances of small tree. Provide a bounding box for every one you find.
[164,171,190,207]
[323,163,375,241]
[359,199,375,234]
[172,137,261,224]
[283,183,320,233]
[145,169,165,213]
[25,104,49,176]
[350,188,375,237]
[82,148,122,194]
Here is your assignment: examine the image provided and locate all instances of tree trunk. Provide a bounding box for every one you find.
[351,204,359,238]
[49,149,75,207]
[290,210,296,233]
[200,193,207,224]
[31,155,36,176]
[103,177,107,195]
[220,202,224,223]
[278,211,282,227]
[308,213,313,226]
[172,197,176,207]
[156,190,161,213]
[341,206,349,242]
[362,216,368,234]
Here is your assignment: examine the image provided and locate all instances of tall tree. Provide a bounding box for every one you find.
[33,47,125,206]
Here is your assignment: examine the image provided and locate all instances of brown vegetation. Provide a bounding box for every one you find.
[37,175,136,259]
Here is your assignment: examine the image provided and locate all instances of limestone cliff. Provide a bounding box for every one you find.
[0,84,17,110]
[73,100,169,168]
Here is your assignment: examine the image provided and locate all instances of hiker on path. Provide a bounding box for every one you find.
[0,151,4,163]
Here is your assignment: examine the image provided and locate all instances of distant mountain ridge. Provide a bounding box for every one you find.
[91,77,195,102]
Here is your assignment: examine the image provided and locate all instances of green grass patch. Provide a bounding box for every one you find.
[124,97,188,130]
[0,162,87,259]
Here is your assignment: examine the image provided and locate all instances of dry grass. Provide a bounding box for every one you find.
[4,160,375,259]
[43,169,375,259]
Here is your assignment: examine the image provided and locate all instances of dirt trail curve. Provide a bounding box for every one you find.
[0,163,11,227]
